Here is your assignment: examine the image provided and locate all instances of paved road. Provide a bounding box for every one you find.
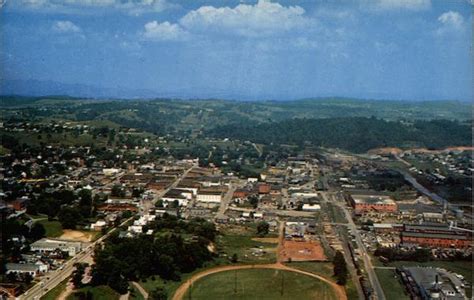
[398,170,450,208]
[319,192,365,300]
[152,164,197,205]
[215,182,237,219]
[331,193,386,300]
[20,216,134,300]
[20,165,196,300]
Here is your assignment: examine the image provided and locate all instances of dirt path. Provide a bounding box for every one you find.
[172,221,346,300]
[171,263,347,300]
[131,281,149,299]
[57,281,73,300]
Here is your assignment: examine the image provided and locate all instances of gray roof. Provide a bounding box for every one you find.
[6,263,39,272]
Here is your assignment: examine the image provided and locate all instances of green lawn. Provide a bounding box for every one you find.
[217,234,277,264]
[217,225,278,264]
[67,285,119,300]
[40,278,68,300]
[183,269,337,300]
[37,220,63,237]
[375,269,409,300]
[140,275,185,300]
[288,262,358,300]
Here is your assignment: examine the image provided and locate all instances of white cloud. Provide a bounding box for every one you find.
[52,20,82,33]
[142,21,188,41]
[179,0,311,37]
[7,0,175,15]
[438,11,464,28]
[435,11,465,36]
[369,0,431,11]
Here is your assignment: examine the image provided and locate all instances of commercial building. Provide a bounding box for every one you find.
[196,191,222,203]
[401,232,471,248]
[398,267,467,299]
[349,194,397,214]
[30,238,83,256]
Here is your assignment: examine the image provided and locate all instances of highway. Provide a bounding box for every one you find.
[331,193,386,300]
[20,164,196,300]
[398,170,451,207]
[20,216,134,300]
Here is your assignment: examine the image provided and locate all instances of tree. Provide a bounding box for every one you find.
[256,221,269,237]
[58,206,83,229]
[231,253,238,263]
[333,251,348,285]
[72,263,87,289]
[248,195,259,208]
[29,223,46,240]
[150,287,167,300]
[111,185,126,198]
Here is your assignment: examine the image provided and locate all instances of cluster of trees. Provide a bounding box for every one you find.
[208,117,471,153]
[72,263,88,289]
[256,221,270,237]
[26,188,96,229]
[333,251,348,285]
[374,247,431,262]
[90,215,216,294]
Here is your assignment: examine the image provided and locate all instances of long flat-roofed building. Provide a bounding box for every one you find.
[30,238,83,256]
[349,194,397,213]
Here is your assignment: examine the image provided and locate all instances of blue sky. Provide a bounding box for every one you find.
[0,0,472,101]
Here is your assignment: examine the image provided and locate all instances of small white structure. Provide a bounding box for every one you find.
[90,220,107,231]
[302,204,321,211]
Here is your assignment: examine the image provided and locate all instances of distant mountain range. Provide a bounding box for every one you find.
[0,79,159,99]
[1,79,470,102]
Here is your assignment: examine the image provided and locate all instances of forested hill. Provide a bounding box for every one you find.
[207,118,472,153]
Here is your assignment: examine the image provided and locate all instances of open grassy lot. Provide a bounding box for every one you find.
[288,262,358,300]
[217,224,278,264]
[375,269,409,300]
[67,285,119,300]
[183,268,337,300]
[37,219,63,238]
[40,278,68,300]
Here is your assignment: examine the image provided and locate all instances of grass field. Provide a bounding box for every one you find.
[217,224,278,264]
[183,269,337,300]
[67,285,119,300]
[40,278,68,300]
[288,262,358,299]
[37,219,64,238]
[375,269,409,300]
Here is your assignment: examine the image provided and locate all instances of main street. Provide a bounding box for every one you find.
[328,192,386,300]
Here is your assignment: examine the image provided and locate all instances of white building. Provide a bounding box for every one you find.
[30,238,83,256]
[196,191,222,203]
[302,204,321,211]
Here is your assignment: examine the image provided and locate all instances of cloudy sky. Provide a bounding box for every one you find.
[0,0,472,100]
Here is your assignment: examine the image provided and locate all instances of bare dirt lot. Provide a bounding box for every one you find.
[59,230,97,242]
[279,240,327,262]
